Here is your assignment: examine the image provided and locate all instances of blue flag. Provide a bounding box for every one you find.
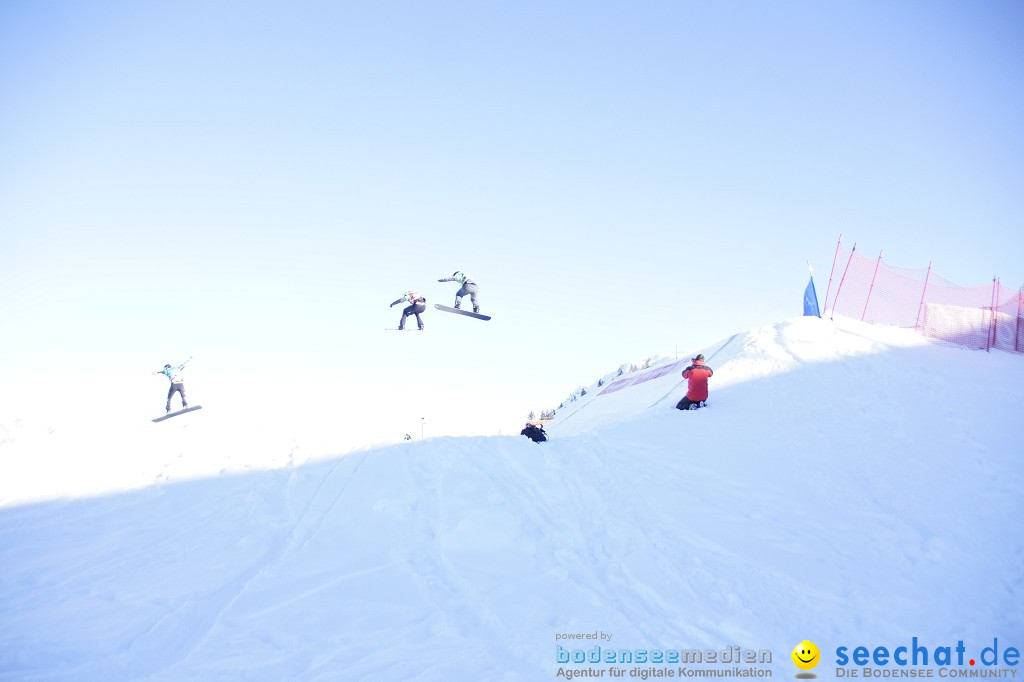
[803,275,820,317]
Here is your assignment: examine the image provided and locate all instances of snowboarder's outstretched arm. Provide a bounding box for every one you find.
[154,356,191,377]
[437,276,455,283]
[390,297,403,307]
[169,357,192,373]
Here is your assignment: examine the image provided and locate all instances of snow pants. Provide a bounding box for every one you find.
[400,301,427,330]
[675,396,705,411]
[166,382,187,410]
[454,282,479,312]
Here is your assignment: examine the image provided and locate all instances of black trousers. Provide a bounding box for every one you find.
[400,302,426,329]
[676,397,705,410]
[166,382,187,409]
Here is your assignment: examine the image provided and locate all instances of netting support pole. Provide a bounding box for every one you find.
[829,242,856,321]
[913,262,932,332]
[823,234,842,316]
[1016,286,1023,353]
[987,277,998,352]
[862,250,883,321]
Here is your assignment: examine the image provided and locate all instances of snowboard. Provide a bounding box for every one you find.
[434,304,491,320]
[152,405,203,423]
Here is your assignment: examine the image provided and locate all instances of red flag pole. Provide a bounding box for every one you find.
[1016,285,1023,353]
[823,234,842,315]
[988,277,999,351]
[914,262,932,332]
[830,242,857,321]
[862,250,883,322]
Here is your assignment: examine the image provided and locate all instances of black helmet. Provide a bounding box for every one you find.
[164,364,172,369]
[452,271,460,276]
[692,354,704,362]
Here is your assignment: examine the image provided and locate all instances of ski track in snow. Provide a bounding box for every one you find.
[149,450,374,679]
[1,317,1022,680]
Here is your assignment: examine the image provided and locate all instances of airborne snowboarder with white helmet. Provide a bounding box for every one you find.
[437,271,480,314]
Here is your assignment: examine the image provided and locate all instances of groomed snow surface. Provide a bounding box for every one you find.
[1,316,1022,681]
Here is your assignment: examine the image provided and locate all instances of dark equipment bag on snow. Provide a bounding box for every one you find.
[521,424,548,442]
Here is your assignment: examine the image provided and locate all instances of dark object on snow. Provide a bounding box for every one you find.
[675,397,706,411]
[521,423,547,443]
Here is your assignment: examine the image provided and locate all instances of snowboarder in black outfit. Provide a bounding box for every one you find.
[437,271,480,313]
[390,291,427,330]
[521,422,547,443]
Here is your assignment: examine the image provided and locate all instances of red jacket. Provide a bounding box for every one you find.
[682,360,713,401]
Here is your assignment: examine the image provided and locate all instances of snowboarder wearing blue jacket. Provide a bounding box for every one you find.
[437,271,480,313]
[154,357,191,412]
[390,291,427,330]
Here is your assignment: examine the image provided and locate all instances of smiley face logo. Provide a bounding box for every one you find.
[792,640,820,670]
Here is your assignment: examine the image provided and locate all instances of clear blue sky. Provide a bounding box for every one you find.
[2,1,1022,437]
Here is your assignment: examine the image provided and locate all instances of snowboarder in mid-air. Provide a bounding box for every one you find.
[437,271,480,314]
[676,354,713,411]
[521,422,547,443]
[154,357,191,413]
[390,291,427,330]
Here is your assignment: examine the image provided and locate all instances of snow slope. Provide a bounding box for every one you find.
[1,316,1022,681]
